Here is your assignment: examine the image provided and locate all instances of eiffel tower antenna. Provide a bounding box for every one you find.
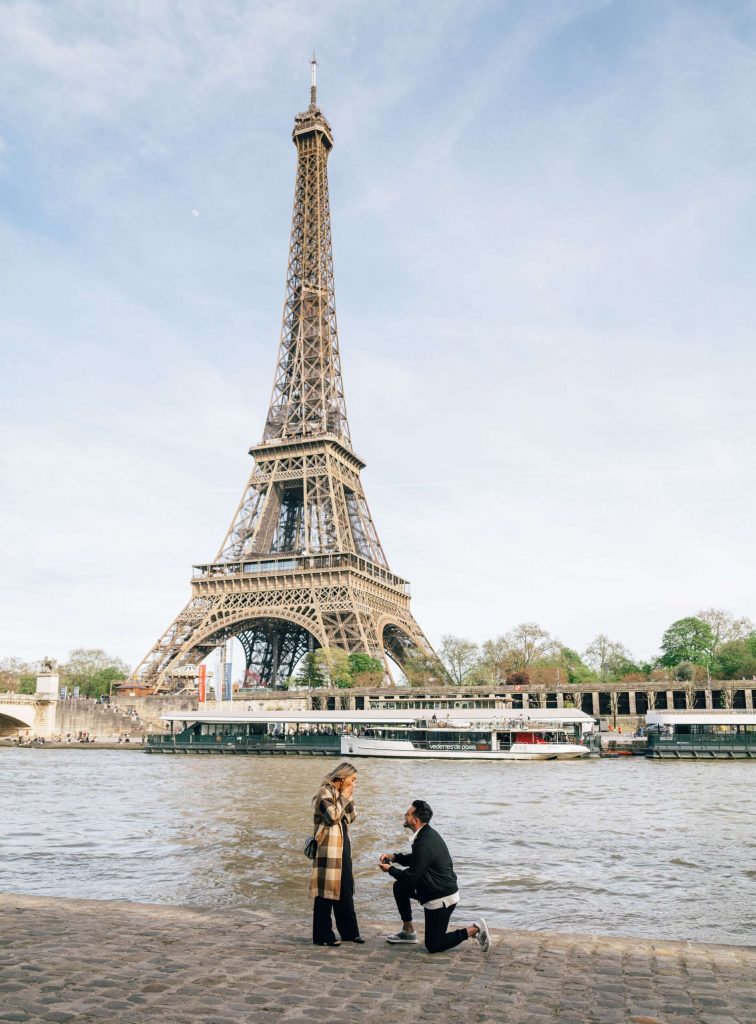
[132,66,434,690]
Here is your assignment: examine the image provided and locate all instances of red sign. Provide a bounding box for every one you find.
[198,664,206,703]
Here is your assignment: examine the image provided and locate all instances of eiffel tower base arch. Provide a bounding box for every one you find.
[141,569,432,690]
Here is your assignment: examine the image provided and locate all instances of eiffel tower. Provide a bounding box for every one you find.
[133,61,433,690]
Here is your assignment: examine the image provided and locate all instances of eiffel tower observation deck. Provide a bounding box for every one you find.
[133,61,434,690]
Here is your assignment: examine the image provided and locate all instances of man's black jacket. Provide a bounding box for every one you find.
[388,825,458,905]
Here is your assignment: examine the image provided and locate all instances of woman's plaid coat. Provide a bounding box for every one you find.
[309,781,356,901]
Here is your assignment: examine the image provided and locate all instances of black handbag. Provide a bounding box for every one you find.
[305,804,328,859]
[304,835,318,859]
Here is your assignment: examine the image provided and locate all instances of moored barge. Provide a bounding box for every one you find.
[645,711,756,759]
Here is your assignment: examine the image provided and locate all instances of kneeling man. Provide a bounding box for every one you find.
[379,799,491,954]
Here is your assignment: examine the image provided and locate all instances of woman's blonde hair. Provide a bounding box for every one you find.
[322,761,357,786]
[312,761,357,805]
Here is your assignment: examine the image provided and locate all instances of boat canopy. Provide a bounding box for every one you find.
[647,711,756,727]
[161,707,595,727]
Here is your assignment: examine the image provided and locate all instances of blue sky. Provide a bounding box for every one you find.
[1,0,755,669]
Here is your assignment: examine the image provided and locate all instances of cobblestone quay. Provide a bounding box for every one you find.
[1,894,753,1024]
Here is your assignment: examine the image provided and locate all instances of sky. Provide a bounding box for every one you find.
[1,0,755,672]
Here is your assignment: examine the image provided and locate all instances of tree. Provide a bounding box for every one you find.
[583,635,633,683]
[675,663,708,709]
[558,647,596,685]
[659,618,715,668]
[314,647,353,688]
[474,637,510,685]
[347,652,384,688]
[714,636,756,680]
[0,658,36,694]
[403,654,445,688]
[506,670,529,688]
[296,652,326,688]
[61,648,130,698]
[504,623,560,670]
[696,608,754,655]
[438,635,479,685]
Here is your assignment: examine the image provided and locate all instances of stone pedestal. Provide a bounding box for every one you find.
[35,672,60,698]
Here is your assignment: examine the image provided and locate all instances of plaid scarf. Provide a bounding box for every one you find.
[308,781,357,901]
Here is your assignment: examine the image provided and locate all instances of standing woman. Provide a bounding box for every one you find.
[310,762,364,946]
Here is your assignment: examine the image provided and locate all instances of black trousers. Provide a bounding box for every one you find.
[393,880,469,954]
[312,827,360,944]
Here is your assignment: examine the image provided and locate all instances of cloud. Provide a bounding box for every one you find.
[1,1,755,667]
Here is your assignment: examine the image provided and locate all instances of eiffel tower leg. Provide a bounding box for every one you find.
[131,597,219,691]
[271,631,279,689]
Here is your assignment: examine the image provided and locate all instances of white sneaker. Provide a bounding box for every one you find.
[473,918,491,953]
[386,930,419,944]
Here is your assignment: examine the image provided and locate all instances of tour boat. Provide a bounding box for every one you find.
[152,707,596,759]
[340,709,593,761]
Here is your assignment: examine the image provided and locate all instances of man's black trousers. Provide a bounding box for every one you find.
[393,880,468,954]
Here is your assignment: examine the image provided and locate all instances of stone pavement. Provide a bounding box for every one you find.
[0,894,753,1024]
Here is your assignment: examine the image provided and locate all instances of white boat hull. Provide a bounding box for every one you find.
[340,736,588,761]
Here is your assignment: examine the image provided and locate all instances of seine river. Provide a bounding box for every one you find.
[1,749,754,945]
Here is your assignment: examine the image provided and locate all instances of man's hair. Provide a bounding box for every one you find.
[411,800,433,823]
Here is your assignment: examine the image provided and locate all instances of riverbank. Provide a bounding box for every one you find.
[0,893,753,1023]
[0,739,146,750]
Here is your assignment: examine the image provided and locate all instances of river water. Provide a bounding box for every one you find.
[1,749,754,945]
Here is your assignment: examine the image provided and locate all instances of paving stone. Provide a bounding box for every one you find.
[0,893,753,1024]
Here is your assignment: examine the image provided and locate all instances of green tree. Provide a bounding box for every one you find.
[438,635,479,685]
[314,647,353,688]
[559,647,597,685]
[713,636,756,680]
[61,648,130,698]
[659,618,715,668]
[347,652,384,687]
[296,652,326,688]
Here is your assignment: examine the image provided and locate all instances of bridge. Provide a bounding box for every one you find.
[0,693,57,737]
[0,688,155,742]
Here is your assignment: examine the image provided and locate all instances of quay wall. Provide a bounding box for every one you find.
[53,699,148,740]
[111,693,201,728]
[1,892,753,1024]
[244,678,756,731]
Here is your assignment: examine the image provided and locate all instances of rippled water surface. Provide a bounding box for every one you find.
[1,749,754,945]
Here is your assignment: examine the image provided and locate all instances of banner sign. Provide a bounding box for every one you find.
[198,664,206,703]
[60,686,67,699]
[73,686,80,699]
[224,662,233,701]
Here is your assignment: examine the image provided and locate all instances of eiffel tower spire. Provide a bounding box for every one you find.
[133,67,433,689]
[263,53,349,445]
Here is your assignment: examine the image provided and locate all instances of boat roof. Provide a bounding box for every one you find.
[646,711,756,726]
[161,706,595,726]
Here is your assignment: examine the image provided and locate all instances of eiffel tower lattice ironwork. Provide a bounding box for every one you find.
[133,63,433,690]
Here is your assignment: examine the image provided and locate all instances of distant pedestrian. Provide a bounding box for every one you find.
[379,800,491,955]
[309,762,364,947]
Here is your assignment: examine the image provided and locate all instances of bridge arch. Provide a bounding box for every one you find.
[0,710,34,737]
